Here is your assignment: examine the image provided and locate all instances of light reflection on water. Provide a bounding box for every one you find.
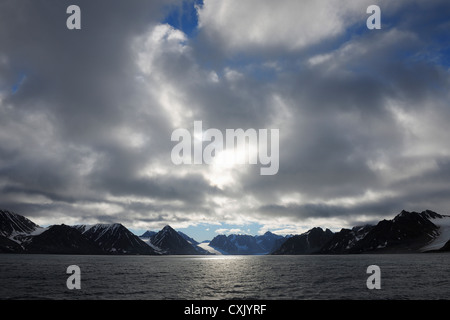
[0,254,449,300]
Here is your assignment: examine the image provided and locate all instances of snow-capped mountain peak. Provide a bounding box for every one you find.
[146,225,209,255]
[73,223,156,254]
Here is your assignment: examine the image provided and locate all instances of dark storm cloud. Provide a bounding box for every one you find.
[1,0,170,134]
[0,1,195,213]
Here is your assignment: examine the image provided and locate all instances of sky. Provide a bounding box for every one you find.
[0,0,449,242]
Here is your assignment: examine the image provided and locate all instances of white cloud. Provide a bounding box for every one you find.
[134,23,188,75]
[215,228,246,235]
[197,0,373,52]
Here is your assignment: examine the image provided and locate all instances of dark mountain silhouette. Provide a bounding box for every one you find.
[74,224,157,255]
[272,227,334,254]
[318,225,373,254]
[208,231,287,254]
[140,230,157,238]
[25,224,104,254]
[319,210,448,254]
[148,225,209,255]
[0,235,24,253]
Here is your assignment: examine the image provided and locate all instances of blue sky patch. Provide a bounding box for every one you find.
[163,0,203,37]
[11,73,27,94]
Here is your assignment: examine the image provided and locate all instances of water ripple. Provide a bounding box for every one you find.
[1,254,449,300]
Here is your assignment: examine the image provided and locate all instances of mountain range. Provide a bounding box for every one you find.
[0,209,212,255]
[317,210,450,254]
[139,225,210,255]
[272,227,334,255]
[1,208,450,255]
[203,232,288,255]
[273,209,450,254]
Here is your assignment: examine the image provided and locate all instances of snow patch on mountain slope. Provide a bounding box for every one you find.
[421,215,450,251]
[140,237,164,254]
[197,242,224,255]
[8,226,47,241]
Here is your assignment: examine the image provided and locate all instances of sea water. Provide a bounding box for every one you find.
[0,253,449,300]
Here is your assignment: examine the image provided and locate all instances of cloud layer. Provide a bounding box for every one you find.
[1,0,449,236]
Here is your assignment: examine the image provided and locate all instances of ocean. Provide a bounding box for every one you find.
[1,253,449,300]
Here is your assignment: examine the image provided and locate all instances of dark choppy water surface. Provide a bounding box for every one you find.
[1,254,449,300]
